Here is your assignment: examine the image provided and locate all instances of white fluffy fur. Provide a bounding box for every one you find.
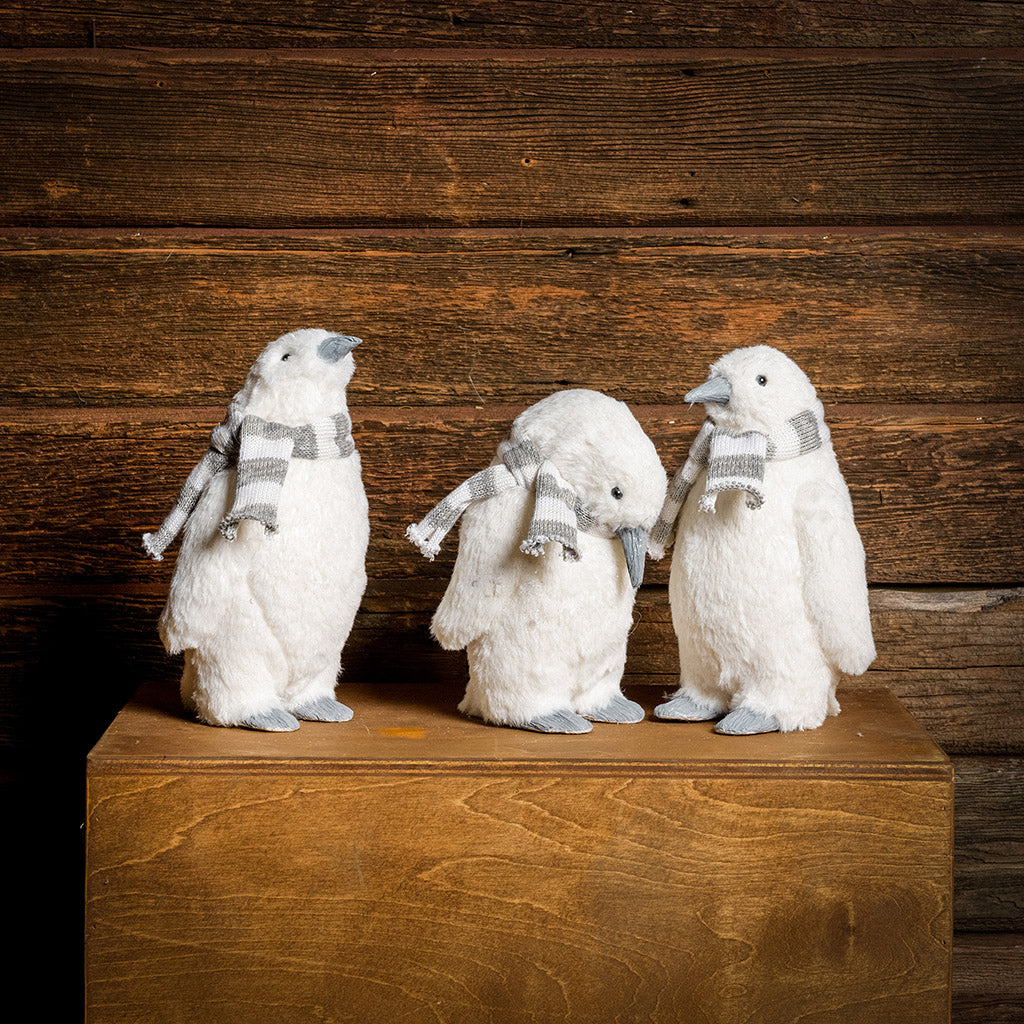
[667,345,875,731]
[431,389,667,727]
[158,329,369,727]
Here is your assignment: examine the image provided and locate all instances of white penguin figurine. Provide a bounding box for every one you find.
[407,389,667,734]
[649,345,875,734]
[143,328,369,731]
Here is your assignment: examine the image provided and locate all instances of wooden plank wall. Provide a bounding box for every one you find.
[1,4,1022,1020]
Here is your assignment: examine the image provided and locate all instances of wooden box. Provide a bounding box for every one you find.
[86,684,952,1023]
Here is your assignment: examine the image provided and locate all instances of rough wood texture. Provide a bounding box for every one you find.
[3,231,1024,407]
[86,684,951,1024]
[4,1,1024,48]
[3,584,1022,749]
[1,408,1020,587]
[3,51,1023,228]
[954,758,1024,934]
[2,586,1022,755]
[953,934,1024,1024]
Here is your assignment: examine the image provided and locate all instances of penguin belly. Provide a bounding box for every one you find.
[669,462,833,730]
[160,456,368,723]
[462,533,635,726]
[246,456,369,702]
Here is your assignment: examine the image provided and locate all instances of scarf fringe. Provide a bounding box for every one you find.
[406,436,589,562]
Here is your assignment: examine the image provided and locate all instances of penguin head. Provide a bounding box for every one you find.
[512,389,667,586]
[686,345,821,435]
[238,329,362,424]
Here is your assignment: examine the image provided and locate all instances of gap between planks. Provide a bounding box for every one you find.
[4,46,1024,64]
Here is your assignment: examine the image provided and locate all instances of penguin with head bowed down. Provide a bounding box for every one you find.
[408,389,667,734]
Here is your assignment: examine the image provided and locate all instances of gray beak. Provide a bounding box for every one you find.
[318,333,362,364]
[616,525,649,589]
[685,375,731,406]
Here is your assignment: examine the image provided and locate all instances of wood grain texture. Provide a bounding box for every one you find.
[3,231,1024,407]
[1,407,1020,587]
[86,775,951,1024]
[85,685,951,1023]
[3,50,1023,228]
[4,1,1024,48]
[2,586,1022,755]
[954,758,1024,934]
[953,933,1024,1024]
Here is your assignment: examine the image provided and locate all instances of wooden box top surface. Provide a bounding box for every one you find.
[88,683,950,779]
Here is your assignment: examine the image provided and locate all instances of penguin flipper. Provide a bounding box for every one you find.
[714,708,780,735]
[653,694,720,721]
[582,693,645,724]
[239,709,301,732]
[795,478,877,676]
[431,488,526,651]
[292,696,354,723]
[520,709,593,734]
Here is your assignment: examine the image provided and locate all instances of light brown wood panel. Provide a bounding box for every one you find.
[4,2,1024,48]
[3,51,1023,227]
[953,933,1024,1024]
[3,231,1024,407]
[86,685,951,1023]
[1,407,1021,586]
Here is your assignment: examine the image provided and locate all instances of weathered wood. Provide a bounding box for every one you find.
[86,684,951,1024]
[630,586,1024,756]
[4,2,1024,48]
[954,757,1024,933]
[953,933,1024,1024]
[5,585,1022,753]
[1,407,1021,586]
[3,51,1023,227]
[3,231,1024,407]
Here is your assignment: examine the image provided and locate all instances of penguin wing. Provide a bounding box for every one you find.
[430,486,529,651]
[794,475,876,676]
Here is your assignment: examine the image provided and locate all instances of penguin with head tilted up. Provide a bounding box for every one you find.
[408,389,667,734]
[144,329,369,731]
[648,345,875,734]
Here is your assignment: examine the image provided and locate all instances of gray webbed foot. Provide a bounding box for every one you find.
[582,693,645,724]
[653,694,720,722]
[714,708,781,735]
[239,709,301,732]
[292,696,354,723]
[521,710,593,734]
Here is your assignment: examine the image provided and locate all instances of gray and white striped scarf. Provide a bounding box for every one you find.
[143,402,354,560]
[406,436,596,562]
[648,407,829,558]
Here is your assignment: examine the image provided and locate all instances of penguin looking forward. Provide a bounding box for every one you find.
[651,346,875,734]
[145,328,369,731]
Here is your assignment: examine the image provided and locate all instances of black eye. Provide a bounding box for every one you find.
[756,374,767,386]
[611,486,623,500]
[281,353,291,361]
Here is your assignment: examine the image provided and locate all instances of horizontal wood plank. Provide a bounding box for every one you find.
[8,405,1024,585]
[3,51,1023,227]
[954,758,1024,933]
[1,408,1020,586]
[3,231,1024,407]
[4,2,1024,48]
[953,933,1024,1024]
[4,585,1021,754]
